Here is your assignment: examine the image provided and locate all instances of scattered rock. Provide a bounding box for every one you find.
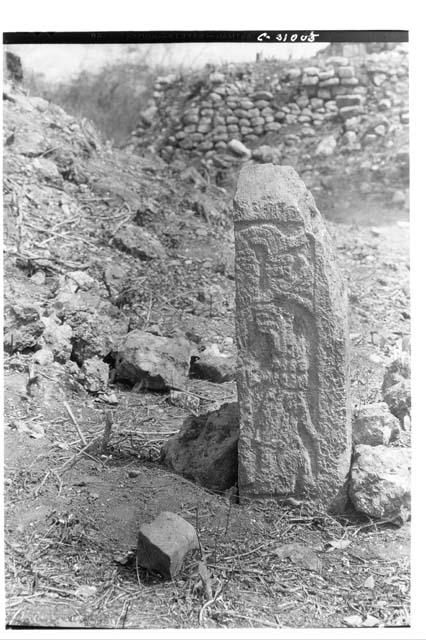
[353,402,401,446]
[113,224,166,261]
[160,402,239,491]
[136,511,198,579]
[78,357,109,394]
[4,301,44,354]
[382,353,411,425]
[349,445,411,520]
[112,330,193,391]
[190,344,236,383]
[227,139,251,157]
[52,291,128,365]
[41,314,73,363]
[33,347,54,366]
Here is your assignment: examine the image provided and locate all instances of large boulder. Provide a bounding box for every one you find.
[112,330,193,391]
[352,402,400,446]
[349,445,411,520]
[160,402,239,491]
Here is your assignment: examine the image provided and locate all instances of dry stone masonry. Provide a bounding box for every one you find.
[234,164,351,511]
[130,45,408,178]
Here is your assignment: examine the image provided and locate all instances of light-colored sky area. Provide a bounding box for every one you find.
[7,42,328,83]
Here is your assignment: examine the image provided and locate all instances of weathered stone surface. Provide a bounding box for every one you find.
[233,164,351,510]
[161,402,239,491]
[349,445,411,520]
[113,330,193,391]
[137,511,198,579]
[353,402,400,446]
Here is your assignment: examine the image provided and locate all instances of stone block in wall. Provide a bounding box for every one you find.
[213,115,226,125]
[299,115,312,123]
[183,112,199,125]
[264,122,281,132]
[341,77,359,87]
[319,68,335,81]
[227,100,239,109]
[255,100,270,109]
[198,140,214,151]
[286,68,302,80]
[296,95,310,108]
[302,76,319,86]
[300,125,316,137]
[197,123,211,134]
[304,66,321,76]
[210,92,223,102]
[261,107,274,116]
[191,133,204,143]
[253,126,264,135]
[324,100,338,111]
[251,116,265,127]
[317,89,332,100]
[335,94,363,108]
[319,77,340,87]
[285,114,298,124]
[201,108,214,117]
[248,107,260,118]
[263,115,274,124]
[289,102,301,112]
[337,66,355,78]
[215,141,227,150]
[274,111,286,121]
[235,108,249,118]
[227,115,239,124]
[310,98,324,109]
[240,126,253,135]
[175,130,186,141]
[252,90,274,101]
[214,86,227,96]
[339,105,363,119]
[178,139,194,150]
[184,124,197,133]
[245,134,259,142]
[213,133,229,143]
[213,124,227,134]
[227,124,239,133]
[240,99,254,110]
[239,118,251,127]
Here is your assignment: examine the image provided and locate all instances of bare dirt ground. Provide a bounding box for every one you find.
[3,88,410,630]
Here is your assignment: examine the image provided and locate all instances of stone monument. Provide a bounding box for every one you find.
[234,164,351,511]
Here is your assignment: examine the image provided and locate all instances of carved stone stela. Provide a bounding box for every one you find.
[234,164,351,510]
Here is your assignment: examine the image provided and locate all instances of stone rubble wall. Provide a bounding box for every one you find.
[128,45,408,188]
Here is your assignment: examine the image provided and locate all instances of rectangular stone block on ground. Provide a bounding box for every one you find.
[233,164,351,511]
